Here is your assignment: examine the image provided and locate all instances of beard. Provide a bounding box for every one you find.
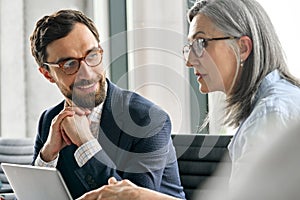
[64,75,107,109]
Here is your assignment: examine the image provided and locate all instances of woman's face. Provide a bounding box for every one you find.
[186,14,238,95]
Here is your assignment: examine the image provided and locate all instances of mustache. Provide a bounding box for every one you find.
[71,78,99,89]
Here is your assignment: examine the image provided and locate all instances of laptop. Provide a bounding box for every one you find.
[1,163,73,200]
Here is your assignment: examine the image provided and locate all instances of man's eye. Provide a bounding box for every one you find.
[87,51,99,60]
[63,59,78,68]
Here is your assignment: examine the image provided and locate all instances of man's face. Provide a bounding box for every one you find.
[40,23,106,109]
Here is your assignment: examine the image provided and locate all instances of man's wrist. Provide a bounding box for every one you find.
[40,145,59,162]
[74,139,102,167]
[35,151,59,168]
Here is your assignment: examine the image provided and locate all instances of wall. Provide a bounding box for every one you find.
[126,0,192,133]
[0,0,92,138]
[0,0,26,138]
[258,0,300,78]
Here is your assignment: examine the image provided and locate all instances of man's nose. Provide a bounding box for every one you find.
[76,60,93,79]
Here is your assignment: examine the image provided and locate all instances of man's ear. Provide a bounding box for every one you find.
[39,67,55,83]
[239,36,252,61]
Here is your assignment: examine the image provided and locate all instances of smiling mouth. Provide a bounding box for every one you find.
[72,80,99,94]
[76,83,97,93]
[76,83,96,89]
[73,77,99,90]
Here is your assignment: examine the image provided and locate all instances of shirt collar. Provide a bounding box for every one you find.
[253,69,281,107]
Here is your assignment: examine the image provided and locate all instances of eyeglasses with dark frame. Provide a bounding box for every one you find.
[43,47,104,75]
[182,36,240,61]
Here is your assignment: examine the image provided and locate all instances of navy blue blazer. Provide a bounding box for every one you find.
[33,80,185,199]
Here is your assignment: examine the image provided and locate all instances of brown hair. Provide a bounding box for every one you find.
[30,9,100,67]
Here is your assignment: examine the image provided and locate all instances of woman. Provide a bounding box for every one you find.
[184,0,300,179]
[77,0,300,199]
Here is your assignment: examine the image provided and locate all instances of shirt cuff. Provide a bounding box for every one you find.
[34,152,58,168]
[74,139,102,167]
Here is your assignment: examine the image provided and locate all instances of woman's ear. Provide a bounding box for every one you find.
[39,67,55,83]
[239,36,252,61]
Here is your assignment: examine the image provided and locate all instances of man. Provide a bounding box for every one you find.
[30,9,185,199]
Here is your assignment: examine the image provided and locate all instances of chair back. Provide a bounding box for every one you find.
[0,138,34,190]
[172,134,232,200]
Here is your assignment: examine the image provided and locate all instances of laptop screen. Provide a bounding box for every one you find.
[1,163,73,200]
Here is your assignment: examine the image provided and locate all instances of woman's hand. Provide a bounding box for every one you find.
[76,177,140,200]
[76,177,182,200]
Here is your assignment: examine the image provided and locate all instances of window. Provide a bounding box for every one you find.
[258,0,300,77]
[95,0,208,134]
[94,0,300,135]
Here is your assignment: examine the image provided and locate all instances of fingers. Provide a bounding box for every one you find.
[76,182,139,200]
[108,177,137,187]
[42,109,75,157]
[52,109,75,128]
[76,187,105,200]
[65,101,91,116]
[108,177,118,185]
[118,179,137,187]
[69,106,90,116]
[61,129,72,145]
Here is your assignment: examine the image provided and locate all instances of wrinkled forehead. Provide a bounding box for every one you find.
[187,14,220,41]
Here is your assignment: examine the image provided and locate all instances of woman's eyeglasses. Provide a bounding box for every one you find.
[182,36,239,61]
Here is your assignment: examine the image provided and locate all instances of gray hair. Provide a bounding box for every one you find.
[188,0,300,127]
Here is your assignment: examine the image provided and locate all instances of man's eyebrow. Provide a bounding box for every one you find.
[54,46,99,63]
[55,56,74,64]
